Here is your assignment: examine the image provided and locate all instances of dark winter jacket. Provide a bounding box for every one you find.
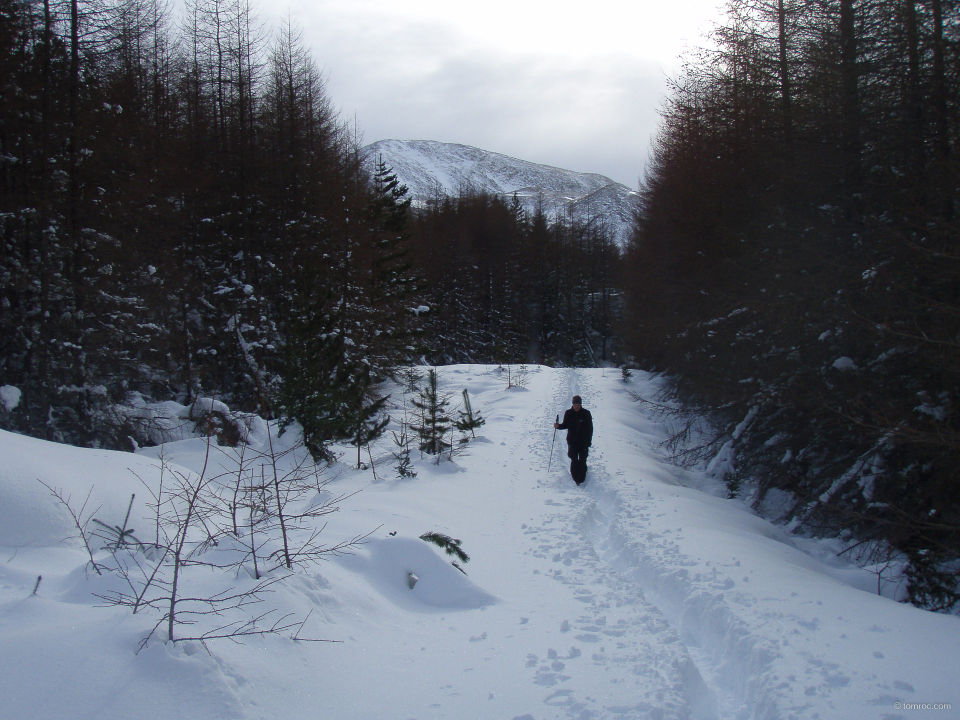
[558,407,593,449]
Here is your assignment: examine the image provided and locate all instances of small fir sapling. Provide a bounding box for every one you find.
[392,423,418,477]
[246,467,266,580]
[392,418,417,478]
[398,366,423,393]
[92,494,145,551]
[725,466,744,498]
[455,388,485,441]
[391,370,419,477]
[411,368,453,459]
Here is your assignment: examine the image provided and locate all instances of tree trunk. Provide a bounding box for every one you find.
[904,0,924,188]
[69,0,89,432]
[839,0,862,217]
[931,0,952,217]
[778,0,792,143]
[38,0,55,434]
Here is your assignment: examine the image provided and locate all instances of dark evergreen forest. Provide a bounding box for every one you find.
[411,193,621,368]
[624,0,960,610]
[5,0,956,611]
[0,0,620,458]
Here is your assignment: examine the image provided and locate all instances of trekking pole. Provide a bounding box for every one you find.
[547,415,558,472]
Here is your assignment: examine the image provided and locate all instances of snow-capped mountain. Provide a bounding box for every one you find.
[362,139,639,246]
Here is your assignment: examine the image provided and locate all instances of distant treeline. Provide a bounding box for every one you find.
[0,0,622,454]
[411,192,622,368]
[623,0,960,610]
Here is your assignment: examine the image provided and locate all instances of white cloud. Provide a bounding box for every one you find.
[268,0,724,185]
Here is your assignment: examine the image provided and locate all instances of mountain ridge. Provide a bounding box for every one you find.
[361,139,638,246]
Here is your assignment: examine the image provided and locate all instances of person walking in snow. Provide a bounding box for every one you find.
[554,395,593,485]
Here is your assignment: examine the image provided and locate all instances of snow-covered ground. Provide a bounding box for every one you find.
[1,366,957,720]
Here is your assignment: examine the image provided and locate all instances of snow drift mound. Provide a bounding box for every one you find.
[335,537,498,611]
[0,430,158,548]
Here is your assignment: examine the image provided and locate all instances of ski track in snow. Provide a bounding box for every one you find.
[532,369,959,720]
[525,369,717,720]
[546,368,824,719]
[2,365,958,720]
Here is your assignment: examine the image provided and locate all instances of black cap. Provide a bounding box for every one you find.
[572,395,582,404]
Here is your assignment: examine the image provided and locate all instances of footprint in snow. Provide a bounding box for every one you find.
[548,646,581,660]
[542,688,576,706]
[534,668,568,687]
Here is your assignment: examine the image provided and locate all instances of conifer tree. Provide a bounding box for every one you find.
[391,424,417,478]
[411,368,452,458]
[277,290,386,463]
[346,365,390,470]
[361,157,421,374]
[622,0,960,610]
[455,388,484,439]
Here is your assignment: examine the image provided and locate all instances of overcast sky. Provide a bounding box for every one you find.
[275,0,726,188]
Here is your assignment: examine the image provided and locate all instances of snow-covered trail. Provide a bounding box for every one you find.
[1,365,957,720]
[550,369,960,720]
[302,365,717,720]
[460,366,716,719]
[324,363,958,720]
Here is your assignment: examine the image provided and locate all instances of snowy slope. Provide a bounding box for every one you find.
[1,367,958,720]
[362,140,639,246]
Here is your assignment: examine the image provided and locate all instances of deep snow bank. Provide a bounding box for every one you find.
[574,368,960,719]
[1,367,958,720]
